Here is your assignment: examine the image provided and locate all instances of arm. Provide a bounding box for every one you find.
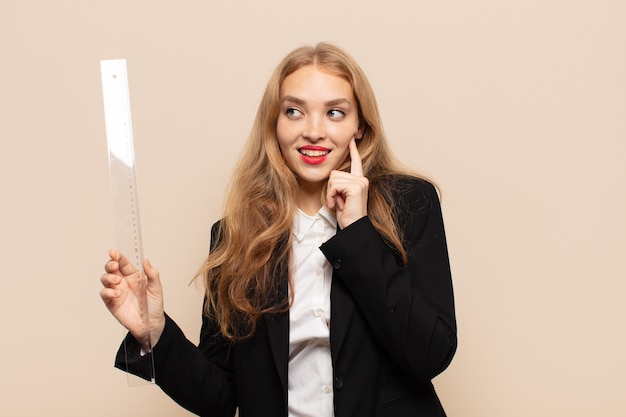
[320,179,457,382]
[105,226,237,416]
[116,311,237,417]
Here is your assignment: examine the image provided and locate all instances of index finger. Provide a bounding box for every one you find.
[349,138,363,176]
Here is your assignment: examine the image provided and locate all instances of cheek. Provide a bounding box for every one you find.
[276,119,295,147]
[331,128,356,149]
[330,128,357,168]
[275,123,289,152]
[331,118,360,139]
[331,146,351,171]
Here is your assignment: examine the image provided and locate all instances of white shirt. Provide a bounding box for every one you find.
[288,207,337,417]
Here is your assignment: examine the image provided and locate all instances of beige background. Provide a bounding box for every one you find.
[1,1,624,415]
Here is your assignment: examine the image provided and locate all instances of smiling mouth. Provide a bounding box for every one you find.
[299,148,330,157]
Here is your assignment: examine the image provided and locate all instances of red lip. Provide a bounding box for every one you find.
[300,145,330,151]
[298,146,330,165]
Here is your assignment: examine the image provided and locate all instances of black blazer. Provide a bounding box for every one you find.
[117,177,457,417]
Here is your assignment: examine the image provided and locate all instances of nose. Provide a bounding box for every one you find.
[303,115,325,142]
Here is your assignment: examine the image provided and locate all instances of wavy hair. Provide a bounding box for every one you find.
[198,42,423,341]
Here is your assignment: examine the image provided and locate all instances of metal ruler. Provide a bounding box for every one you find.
[100,59,155,385]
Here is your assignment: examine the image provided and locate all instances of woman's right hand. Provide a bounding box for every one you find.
[100,249,166,351]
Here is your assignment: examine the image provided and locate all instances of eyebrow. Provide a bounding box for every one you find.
[281,95,352,108]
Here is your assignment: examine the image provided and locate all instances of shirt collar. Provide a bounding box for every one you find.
[292,206,337,242]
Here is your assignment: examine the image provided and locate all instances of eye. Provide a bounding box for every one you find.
[327,109,345,120]
[285,107,303,118]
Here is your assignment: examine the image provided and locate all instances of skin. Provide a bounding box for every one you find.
[100,249,165,350]
[101,65,370,347]
[276,65,368,227]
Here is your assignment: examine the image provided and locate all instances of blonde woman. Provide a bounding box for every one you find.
[100,42,456,417]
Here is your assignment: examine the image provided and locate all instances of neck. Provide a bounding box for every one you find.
[297,182,325,216]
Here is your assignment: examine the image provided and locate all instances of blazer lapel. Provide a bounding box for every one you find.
[262,260,356,392]
[264,311,288,393]
[330,274,356,361]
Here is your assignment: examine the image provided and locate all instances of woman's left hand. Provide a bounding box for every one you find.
[326,138,369,229]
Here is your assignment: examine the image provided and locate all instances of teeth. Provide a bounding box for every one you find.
[300,149,328,157]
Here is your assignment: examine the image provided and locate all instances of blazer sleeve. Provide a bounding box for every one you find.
[114,224,237,417]
[319,178,457,382]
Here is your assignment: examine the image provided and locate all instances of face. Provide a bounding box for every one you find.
[276,65,363,192]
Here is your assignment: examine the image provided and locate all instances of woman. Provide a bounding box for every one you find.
[101,42,456,417]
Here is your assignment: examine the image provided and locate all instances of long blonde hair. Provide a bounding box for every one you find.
[199,42,421,341]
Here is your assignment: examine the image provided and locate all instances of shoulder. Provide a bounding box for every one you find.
[377,174,440,213]
[376,175,445,244]
[210,219,223,235]
[209,219,225,250]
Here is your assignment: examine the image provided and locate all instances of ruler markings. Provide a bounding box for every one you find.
[100,59,155,385]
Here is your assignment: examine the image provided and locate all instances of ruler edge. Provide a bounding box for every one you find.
[99,59,155,384]
[100,58,145,272]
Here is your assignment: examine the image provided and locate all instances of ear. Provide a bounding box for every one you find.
[355,123,365,140]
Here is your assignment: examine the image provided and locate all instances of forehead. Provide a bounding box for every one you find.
[280,65,354,101]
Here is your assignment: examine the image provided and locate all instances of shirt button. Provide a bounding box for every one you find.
[315,269,322,276]
[314,308,324,317]
[333,259,342,269]
[323,386,332,394]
